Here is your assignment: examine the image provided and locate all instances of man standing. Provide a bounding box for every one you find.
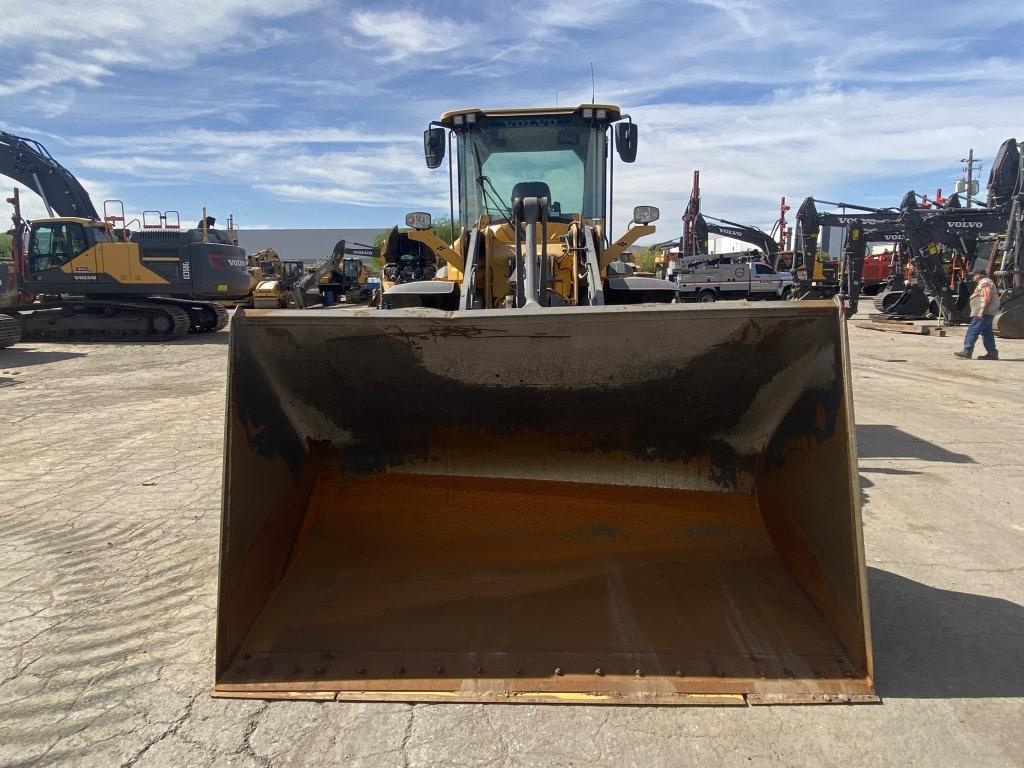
[954,268,1000,360]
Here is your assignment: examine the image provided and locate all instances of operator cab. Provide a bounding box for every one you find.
[426,105,638,229]
[27,218,106,274]
[342,257,362,279]
[281,260,306,281]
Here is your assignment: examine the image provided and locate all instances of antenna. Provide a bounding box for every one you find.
[590,63,596,103]
[555,91,558,107]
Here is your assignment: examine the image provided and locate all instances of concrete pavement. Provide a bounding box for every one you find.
[1,323,1021,767]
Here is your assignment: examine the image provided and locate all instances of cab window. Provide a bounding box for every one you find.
[754,263,777,275]
[29,222,91,271]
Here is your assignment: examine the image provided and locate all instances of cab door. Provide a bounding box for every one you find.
[752,263,782,296]
[29,221,97,289]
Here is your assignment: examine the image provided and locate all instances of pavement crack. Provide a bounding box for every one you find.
[238,701,272,767]
[119,691,200,768]
[401,704,416,768]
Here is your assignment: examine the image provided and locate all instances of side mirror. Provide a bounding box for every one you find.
[424,127,446,169]
[633,205,660,225]
[405,211,432,230]
[615,122,638,163]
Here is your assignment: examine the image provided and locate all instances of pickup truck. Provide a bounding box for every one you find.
[673,258,795,302]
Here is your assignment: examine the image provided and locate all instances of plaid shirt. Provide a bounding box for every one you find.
[970,277,998,316]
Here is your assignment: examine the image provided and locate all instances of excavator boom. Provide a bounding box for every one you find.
[0,132,99,219]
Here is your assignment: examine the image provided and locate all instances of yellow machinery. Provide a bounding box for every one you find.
[1,136,249,339]
[245,249,282,294]
[252,260,309,308]
[216,105,874,705]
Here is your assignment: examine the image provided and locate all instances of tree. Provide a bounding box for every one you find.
[0,233,10,258]
[630,245,662,274]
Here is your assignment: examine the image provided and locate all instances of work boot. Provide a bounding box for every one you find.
[977,351,999,360]
[953,351,972,359]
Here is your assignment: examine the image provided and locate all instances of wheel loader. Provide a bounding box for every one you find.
[216,104,874,705]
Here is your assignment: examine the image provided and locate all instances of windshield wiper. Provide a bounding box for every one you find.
[477,175,514,221]
[472,142,514,221]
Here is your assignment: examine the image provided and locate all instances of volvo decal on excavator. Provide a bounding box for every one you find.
[217,104,874,705]
[833,138,1024,335]
[0,132,250,341]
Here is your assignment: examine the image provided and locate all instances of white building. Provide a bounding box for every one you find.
[236,229,388,262]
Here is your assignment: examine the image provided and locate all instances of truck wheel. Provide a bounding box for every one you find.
[698,290,717,303]
[781,287,793,301]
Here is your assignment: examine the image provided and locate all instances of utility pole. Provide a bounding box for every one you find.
[680,170,700,258]
[778,196,791,252]
[961,148,982,208]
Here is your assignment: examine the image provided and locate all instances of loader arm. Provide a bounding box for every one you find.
[406,228,465,273]
[599,224,656,270]
[0,132,99,219]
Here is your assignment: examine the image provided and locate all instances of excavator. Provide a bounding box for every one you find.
[0,132,250,340]
[897,197,1016,327]
[252,240,374,308]
[653,172,781,277]
[792,197,906,298]
[318,242,376,304]
[837,139,1023,332]
[216,104,873,706]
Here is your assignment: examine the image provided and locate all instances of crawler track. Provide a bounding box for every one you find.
[19,300,191,342]
[144,297,230,334]
[0,313,22,347]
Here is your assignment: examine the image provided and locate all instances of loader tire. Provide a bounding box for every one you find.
[994,297,1024,338]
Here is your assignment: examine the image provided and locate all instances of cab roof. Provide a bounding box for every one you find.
[440,104,621,126]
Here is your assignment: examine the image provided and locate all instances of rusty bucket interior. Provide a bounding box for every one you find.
[215,301,874,705]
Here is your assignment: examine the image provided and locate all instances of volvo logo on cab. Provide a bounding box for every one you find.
[499,118,559,128]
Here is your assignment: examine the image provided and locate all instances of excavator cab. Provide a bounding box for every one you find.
[280,260,306,283]
[217,106,874,705]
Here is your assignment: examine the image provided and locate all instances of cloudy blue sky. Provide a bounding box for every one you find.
[2,0,1022,239]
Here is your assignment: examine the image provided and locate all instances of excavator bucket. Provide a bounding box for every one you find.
[215,300,874,705]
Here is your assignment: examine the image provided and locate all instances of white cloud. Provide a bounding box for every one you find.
[347,9,470,62]
[68,127,411,153]
[3,0,1022,232]
[610,83,1024,237]
[534,0,624,28]
[1,0,323,94]
[0,54,111,97]
[690,0,763,36]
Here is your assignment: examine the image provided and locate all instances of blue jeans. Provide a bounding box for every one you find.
[963,315,997,355]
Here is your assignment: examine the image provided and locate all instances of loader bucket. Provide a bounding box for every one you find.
[215,300,874,705]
